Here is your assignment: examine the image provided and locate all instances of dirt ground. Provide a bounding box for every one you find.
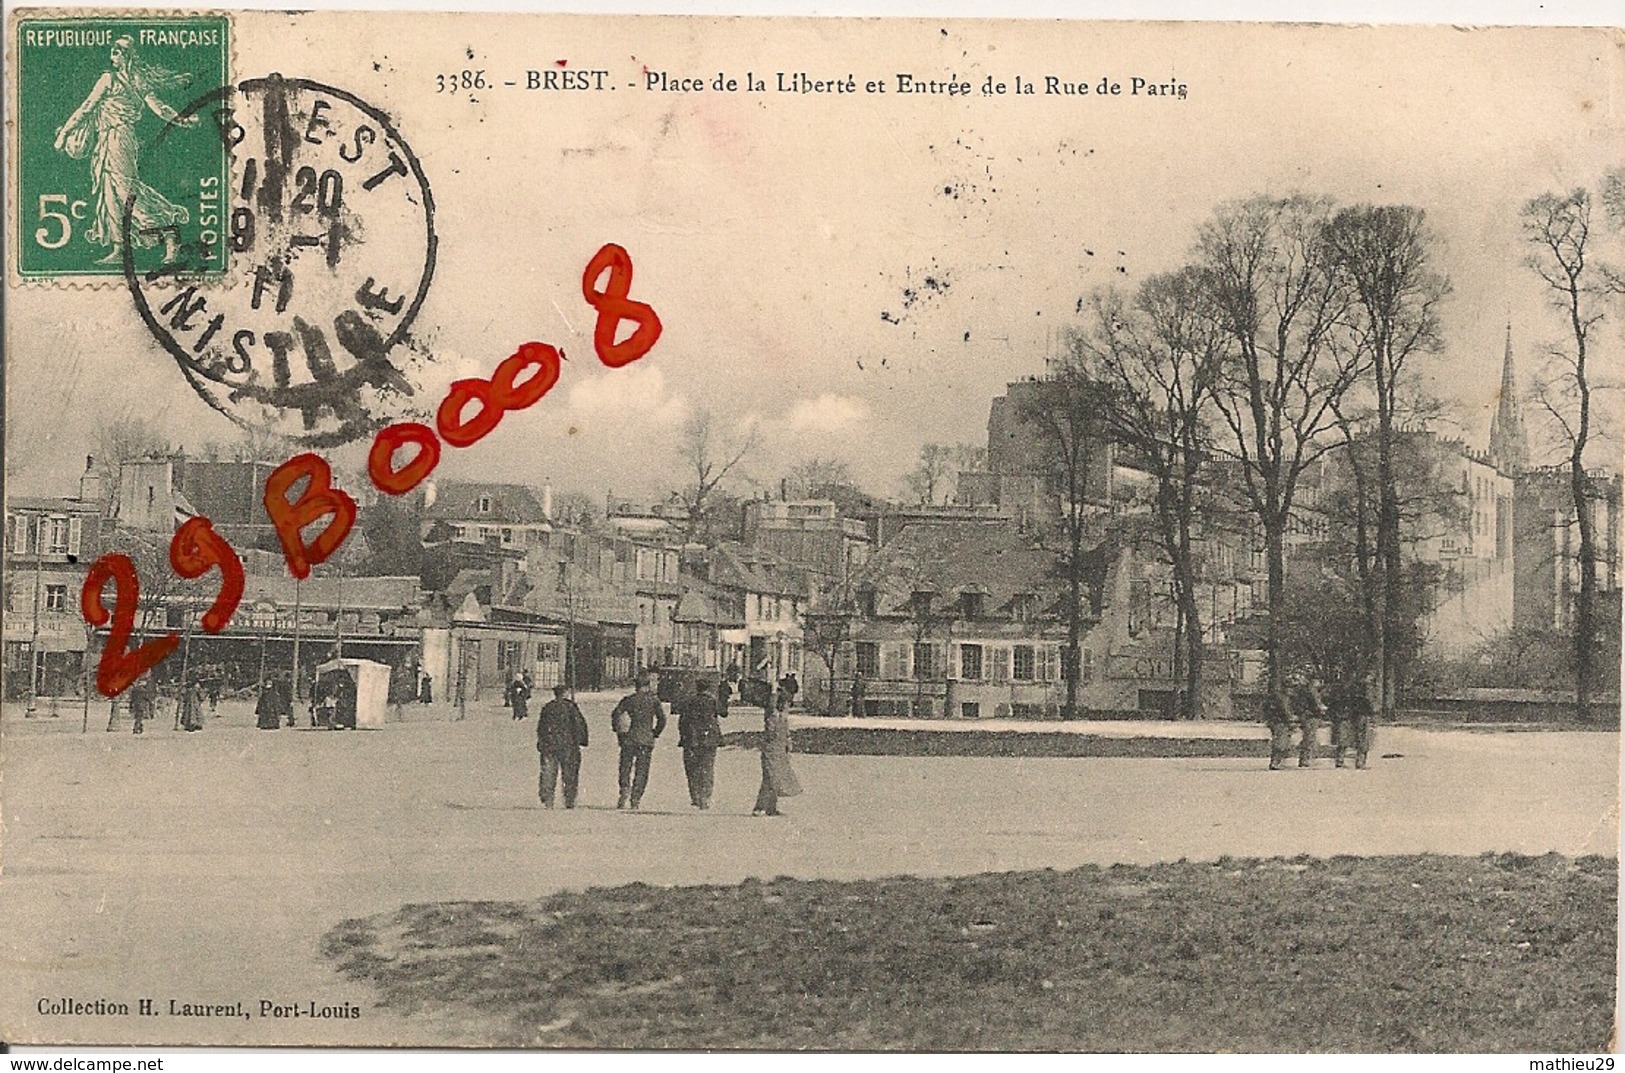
[0,694,1617,1046]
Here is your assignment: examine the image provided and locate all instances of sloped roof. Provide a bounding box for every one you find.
[848,521,1074,617]
[425,481,550,525]
[708,541,809,596]
[673,579,744,627]
[243,573,419,611]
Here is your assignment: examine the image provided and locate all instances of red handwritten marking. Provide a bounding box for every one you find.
[583,243,662,368]
[263,453,358,580]
[368,421,442,495]
[555,58,568,67]
[87,246,661,696]
[82,555,180,697]
[436,341,564,447]
[168,517,245,633]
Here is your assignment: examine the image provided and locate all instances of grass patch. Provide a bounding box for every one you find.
[321,853,1615,1051]
[720,727,1267,758]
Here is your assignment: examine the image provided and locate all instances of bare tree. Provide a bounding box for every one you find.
[678,407,757,538]
[1324,204,1450,712]
[1076,265,1225,719]
[1198,194,1363,691]
[785,457,854,499]
[92,414,172,512]
[1521,183,1622,719]
[902,443,954,506]
[1016,369,1111,719]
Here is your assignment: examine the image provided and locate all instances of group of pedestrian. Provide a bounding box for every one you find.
[1265,667,1376,770]
[529,671,803,814]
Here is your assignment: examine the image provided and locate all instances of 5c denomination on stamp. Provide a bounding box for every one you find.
[15,14,229,279]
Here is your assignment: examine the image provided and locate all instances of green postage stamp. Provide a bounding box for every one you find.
[13,14,230,279]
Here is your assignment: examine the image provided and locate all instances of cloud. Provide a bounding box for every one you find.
[565,364,689,430]
[783,393,871,434]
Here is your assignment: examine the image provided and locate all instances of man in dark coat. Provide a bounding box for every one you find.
[255,678,282,730]
[1264,680,1294,771]
[536,685,590,808]
[129,678,153,735]
[1292,674,1327,768]
[1331,670,1377,770]
[610,674,667,810]
[677,677,726,809]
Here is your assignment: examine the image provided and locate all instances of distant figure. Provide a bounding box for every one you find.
[753,685,801,816]
[1331,670,1377,770]
[777,671,800,711]
[507,670,532,721]
[850,673,867,718]
[129,679,153,735]
[610,674,667,810]
[254,678,282,730]
[1292,674,1327,768]
[207,676,221,716]
[536,685,590,808]
[332,671,358,730]
[418,672,433,705]
[1264,680,1294,771]
[677,677,726,809]
[181,680,205,732]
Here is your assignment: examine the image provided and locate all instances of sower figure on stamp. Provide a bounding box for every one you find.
[611,673,666,810]
[536,685,589,809]
[753,684,802,817]
[52,36,199,265]
[677,677,726,810]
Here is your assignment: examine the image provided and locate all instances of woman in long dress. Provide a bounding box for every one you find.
[53,35,199,264]
[752,686,802,816]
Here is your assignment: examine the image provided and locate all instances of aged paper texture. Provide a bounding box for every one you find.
[3,9,1621,1050]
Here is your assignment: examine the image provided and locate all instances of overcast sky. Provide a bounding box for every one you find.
[7,15,1621,505]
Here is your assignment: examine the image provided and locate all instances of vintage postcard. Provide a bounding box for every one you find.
[2,8,1621,1052]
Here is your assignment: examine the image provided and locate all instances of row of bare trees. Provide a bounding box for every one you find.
[1040,179,1618,721]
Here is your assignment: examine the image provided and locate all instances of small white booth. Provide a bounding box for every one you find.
[314,658,392,729]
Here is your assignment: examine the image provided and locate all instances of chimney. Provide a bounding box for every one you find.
[80,455,103,502]
[542,481,553,520]
[423,479,437,510]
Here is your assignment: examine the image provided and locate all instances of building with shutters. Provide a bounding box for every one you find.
[4,460,108,699]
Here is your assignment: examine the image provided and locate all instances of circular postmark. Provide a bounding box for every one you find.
[124,74,437,447]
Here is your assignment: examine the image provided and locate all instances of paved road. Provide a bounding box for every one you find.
[0,697,1616,1047]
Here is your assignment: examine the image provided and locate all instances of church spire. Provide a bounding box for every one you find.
[1488,322,1528,475]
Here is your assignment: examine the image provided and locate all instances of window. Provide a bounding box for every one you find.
[913,642,937,679]
[959,591,984,619]
[501,528,515,546]
[857,589,877,617]
[7,515,27,555]
[961,702,980,719]
[989,645,1011,683]
[855,642,880,677]
[1011,594,1036,622]
[496,640,522,673]
[46,517,70,555]
[960,643,984,681]
[44,584,68,612]
[1013,644,1035,680]
[478,496,492,514]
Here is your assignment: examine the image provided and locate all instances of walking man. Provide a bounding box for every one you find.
[1265,679,1294,771]
[611,673,666,810]
[1292,672,1327,768]
[1332,669,1377,770]
[677,678,726,809]
[536,685,590,808]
